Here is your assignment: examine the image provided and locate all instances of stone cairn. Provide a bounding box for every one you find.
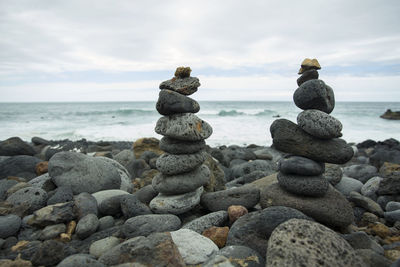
[149,67,213,214]
[268,58,355,226]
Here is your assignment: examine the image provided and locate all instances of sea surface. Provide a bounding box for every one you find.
[0,101,399,147]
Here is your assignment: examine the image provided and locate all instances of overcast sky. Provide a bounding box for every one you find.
[1,0,400,102]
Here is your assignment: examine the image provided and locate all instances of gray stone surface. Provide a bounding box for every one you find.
[92,189,129,208]
[73,192,98,219]
[120,194,152,218]
[98,195,123,216]
[28,202,75,227]
[135,185,158,204]
[47,185,73,205]
[170,228,219,265]
[201,185,260,211]
[31,239,66,266]
[160,137,206,154]
[348,191,384,216]
[28,173,56,192]
[49,152,123,194]
[343,231,384,255]
[361,176,382,200]
[156,89,200,115]
[0,155,41,180]
[270,119,353,164]
[152,165,210,195]
[386,201,400,212]
[6,187,48,213]
[155,113,213,141]
[203,255,235,267]
[277,172,329,197]
[212,245,265,267]
[378,176,400,195]
[156,150,207,175]
[98,216,114,231]
[123,214,181,238]
[57,254,106,267]
[89,236,120,258]
[343,164,378,183]
[76,213,99,239]
[39,223,66,240]
[279,155,324,176]
[334,176,363,197]
[260,183,354,228]
[159,76,200,95]
[182,210,228,233]
[0,179,18,200]
[0,214,21,238]
[97,157,133,193]
[226,206,311,256]
[0,137,35,156]
[266,219,364,267]
[113,149,135,170]
[230,160,276,179]
[324,163,343,185]
[384,209,400,223]
[297,109,342,139]
[356,249,392,267]
[293,79,335,114]
[297,69,319,86]
[150,186,203,214]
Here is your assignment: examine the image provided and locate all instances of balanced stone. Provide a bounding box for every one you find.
[159,76,200,96]
[293,79,335,114]
[297,69,319,86]
[297,109,342,139]
[298,58,321,74]
[152,165,210,195]
[279,155,324,176]
[277,172,329,197]
[270,119,353,164]
[156,89,200,115]
[122,214,181,238]
[155,113,213,141]
[156,150,207,175]
[159,137,206,154]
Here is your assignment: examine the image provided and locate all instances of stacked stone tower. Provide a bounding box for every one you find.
[149,67,213,214]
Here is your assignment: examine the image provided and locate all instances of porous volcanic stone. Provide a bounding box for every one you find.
[159,137,206,154]
[297,109,343,139]
[277,172,329,197]
[293,79,335,114]
[156,89,200,115]
[159,76,200,96]
[279,155,324,176]
[156,150,207,175]
[7,187,48,213]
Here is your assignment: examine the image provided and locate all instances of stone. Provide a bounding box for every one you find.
[226,206,311,256]
[277,172,329,197]
[99,232,185,266]
[0,137,35,156]
[156,89,200,115]
[266,219,364,267]
[132,137,163,159]
[170,228,219,265]
[122,214,181,238]
[270,119,353,164]
[73,192,98,219]
[384,250,400,262]
[135,185,158,204]
[89,236,120,258]
[6,187,48,213]
[39,223,66,240]
[228,205,248,224]
[297,109,342,139]
[384,210,400,224]
[361,176,382,200]
[202,255,234,267]
[182,210,228,233]
[155,113,213,141]
[293,79,335,114]
[343,164,378,183]
[97,157,133,193]
[298,58,321,74]
[203,153,226,192]
[251,173,278,188]
[49,152,123,194]
[386,201,400,212]
[380,162,400,178]
[120,194,152,218]
[28,173,56,192]
[126,159,150,178]
[47,186,73,205]
[35,161,48,175]
[152,165,210,195]
[92,189,129,209]
[0,155,41,180]
[5,182,30,198]
[202,226,229,248]
[334,176,363,197]
[368,222,391,238]
[150,186,203,214]
[349,191,384,216]
[0,179,18,200]
[159,136,206,154]
[57,254,106,267]
[260,183,354,228]
[201,185,260,211]
[76,214,99,239]
[31,240,65,266]
[378,176,400,195]
[113,149,135,169]
[159,76,200,96]
[98,216,114,231]
[174,66,191,78]
[28,202,75,227]
[343,231,384,255]
[297,69,319,86]
[0,214,21,238]
[279,155,324,176]
[324,163,343,185]
[230,160,276,179]
[98,195,123,216]
[156,150,207,175]
[380,109,400,120]
[139,150,159,163]
[370,149,400,169]
[356,249,392,267]
[211,245,265,267]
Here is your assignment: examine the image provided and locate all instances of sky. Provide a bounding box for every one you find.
[1,0,400,102]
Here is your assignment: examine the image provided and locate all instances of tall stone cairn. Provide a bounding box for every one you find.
[149,67,213,214]
[266,58,355,228]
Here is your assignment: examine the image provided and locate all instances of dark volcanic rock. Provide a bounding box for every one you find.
[156,89,200,115]
[135,185,158,204]
[156,150,207,175]
[279,155,324,176]
[47,185,73,205]
[0,214,21,238]
[293,79,335,114]
[207,245,265,267]
[230,160,276,179]
[31,240,66,266]
[122,214,181,238]
[120,194,152,218]
[297,109,342,139]
[57,254,105,267]
[159,137,206,154]
[296,69,319,86]
[277,172,329,197]
[159,76,200,96]
[73,192,98,219]
[0,137,36,156]
[270,119,353,164]
[76,214,99,239]
[378,176,400,195]
[0,155,41,180]
[7,187,48,213]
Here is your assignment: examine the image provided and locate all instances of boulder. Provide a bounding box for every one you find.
[343,164,378,183]
[0,137,35,156]
[0,155,41,180]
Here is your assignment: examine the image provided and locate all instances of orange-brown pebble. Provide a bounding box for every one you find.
[202,226,229,248]
[11,241,30,252]
[228,205,248,224]
[60,220,77,242]
[385,250,400,261]
[35,161,48,175]
[368,223,391,239]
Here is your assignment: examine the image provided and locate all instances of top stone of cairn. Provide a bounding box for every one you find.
[298,58,321,74]
[159,66,200,96]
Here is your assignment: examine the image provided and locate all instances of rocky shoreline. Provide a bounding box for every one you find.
[0,135,399,266]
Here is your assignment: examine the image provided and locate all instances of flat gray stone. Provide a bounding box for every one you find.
[230,160,277,179]
[386,201,400,212]
[156,150,207,175]
[57,254,106,267]
[155,113,212,141]
[266,219,364,267]
[0,179,18,200]
[39,223,66,240]
[152,165,210,195]
[156,89,200,115]
[159,76,200,95]
[92,189,129,208]
[297,109,342,139]
[122,214,181,238]
[159,137,206,154]
[0,214,21,238]
[182,210,228,233]
[89,236,120,258]
[384,209,400,223]
[361,176,382,200]
[293,79,335,114]
[335,176,363,197]
[277,172,329,197]
[343,164,378,183]
[348,191,384,217]
[343,231,384,255]
[28,173,56,192]
[279,155,324,176]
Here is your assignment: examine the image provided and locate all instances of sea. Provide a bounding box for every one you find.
[0,101,399,147]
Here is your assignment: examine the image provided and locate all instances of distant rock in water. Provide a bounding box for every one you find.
[380,109,400,120]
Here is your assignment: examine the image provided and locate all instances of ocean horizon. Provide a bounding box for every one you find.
[1,101,399,147]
